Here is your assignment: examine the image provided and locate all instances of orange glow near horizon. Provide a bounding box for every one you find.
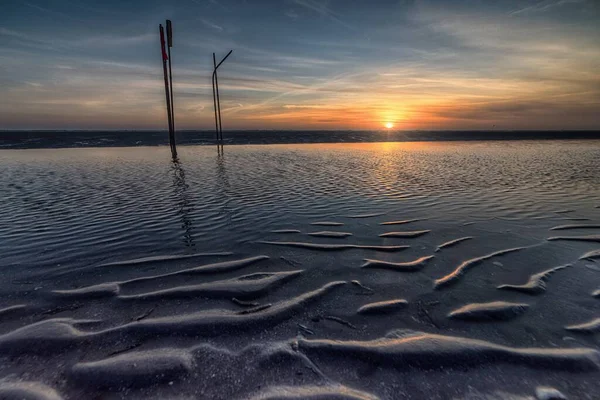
[2,0,599,131]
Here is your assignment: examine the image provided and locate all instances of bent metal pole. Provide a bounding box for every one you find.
[159,24,176,158]
[212,50,233,143]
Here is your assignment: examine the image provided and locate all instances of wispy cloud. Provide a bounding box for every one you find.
[0,27,60,51]
[285,9,299,19]
[291,0,353,29]
[292,0,334,16]
[76,33,155,47]
[283,104,330,109]
[190,0,229,11]
[510,0,586,16]
[1,27,154,51]
[199,18,224,32]
[23,1,85,22]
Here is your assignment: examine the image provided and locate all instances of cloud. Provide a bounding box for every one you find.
[510,0,586,16]
[411,3,600,83]
[23,1,85,21]
[428,99,600,129]
[283,104,330,109]
[290,0,353,29]
[1,27,154,52]
[75,33,155,47]
[199,18,224,32]
[2,0,599,130]
[291,0,332,15]
[0,27,60,51]
[285,9,299,19]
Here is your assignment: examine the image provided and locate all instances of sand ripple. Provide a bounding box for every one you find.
[379,230,430,238]
[107,281,347,338]
[97,252,234,267]
[434,247,526,289]
[361,255,434,271]
[535,387,567,400]
[310,222,344,226]
[497,264,571,295]
[436,237,473,252]
[0,318,97,354]
[248,384,380,400]
[565,318,600,334]
[70,349,193,388]
[550,224,600,230]
[580,249,600,260]
[0,304,27,318]
[548,235,600,242]
[0,381,63,400]
[52,256,270,299]
[259,241,409,252]
[346,213,385,219]
[448,301,529,321]
[118,270,303,301]
[357,299,408,315]
[380,219,420,226]
[0,282,347,353]
[296,329,600,371]
[308,231,353,238]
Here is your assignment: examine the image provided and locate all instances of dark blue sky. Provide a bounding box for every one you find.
[1,0,599,130]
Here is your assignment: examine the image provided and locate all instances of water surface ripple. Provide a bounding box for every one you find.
[1,140,599,399]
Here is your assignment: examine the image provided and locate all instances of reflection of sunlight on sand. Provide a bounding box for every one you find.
[270,141,443,153]
[266,141,456,196]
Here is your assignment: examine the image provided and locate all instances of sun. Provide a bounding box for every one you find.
[385,122,394,129]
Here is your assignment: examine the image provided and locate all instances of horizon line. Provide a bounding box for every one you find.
[2,129,600,133]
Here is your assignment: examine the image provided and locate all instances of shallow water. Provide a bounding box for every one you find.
[0,140,599,399]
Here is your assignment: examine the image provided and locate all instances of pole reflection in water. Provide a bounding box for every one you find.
[171,158,195,247]
[215,144,233,223]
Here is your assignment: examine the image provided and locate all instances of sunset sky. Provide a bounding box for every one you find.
[1,0,599,130]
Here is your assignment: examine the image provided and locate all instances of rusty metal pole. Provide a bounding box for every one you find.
[166,20,176,156]
[212,53,220,142]
[159,24,176,158]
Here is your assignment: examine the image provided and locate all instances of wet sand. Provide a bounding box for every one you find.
[0,141,599,399]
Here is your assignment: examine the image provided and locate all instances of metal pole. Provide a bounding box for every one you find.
[212,53,220,142]
[216,51,232,142]
[159,24,175,158]
[211,50,233,144]
[214,66,223,142]
[166,20,175,153]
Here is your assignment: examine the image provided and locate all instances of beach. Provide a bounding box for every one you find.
[1,140,599,399]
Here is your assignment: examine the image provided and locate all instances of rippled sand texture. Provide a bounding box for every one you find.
[497,264,571,295]
[1,141,600,399]
[448,301,529,321]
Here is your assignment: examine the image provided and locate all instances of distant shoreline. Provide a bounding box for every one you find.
[1,130,599,149]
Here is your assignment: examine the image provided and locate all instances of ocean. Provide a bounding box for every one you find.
[1,129,599,148]
[0,138,599,399]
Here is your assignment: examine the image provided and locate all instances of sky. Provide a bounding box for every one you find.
[1,0,599,131]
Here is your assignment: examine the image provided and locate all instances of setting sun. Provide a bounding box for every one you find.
[385,122,394,129]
